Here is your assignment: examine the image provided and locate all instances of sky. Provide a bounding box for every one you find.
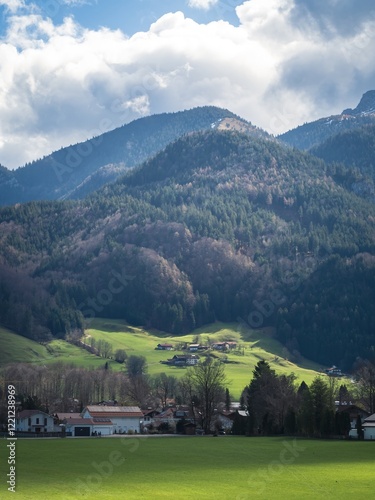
[0,0,375,169]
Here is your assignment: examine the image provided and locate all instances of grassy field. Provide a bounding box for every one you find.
[0,327,113,370]
[1,319,331,398]
[86,318,326,397]
[0,437,373,499]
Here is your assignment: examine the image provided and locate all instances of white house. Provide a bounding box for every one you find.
[363,413,375,440]
[82,406,143,435]
[63,417,113,437]
[16,410,55,434]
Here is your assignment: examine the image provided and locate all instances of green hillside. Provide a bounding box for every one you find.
[0,326,113,369]
[85,318,326,397]
[0,327,50,365]
[1,129,375,370]
[0,320,328,398]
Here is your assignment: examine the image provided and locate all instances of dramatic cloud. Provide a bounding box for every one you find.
[1,0,375,168]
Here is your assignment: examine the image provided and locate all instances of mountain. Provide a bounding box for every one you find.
[309,124,375,201]
[0,129,374,370]
[0,107,265,206]
[279,90,375,150]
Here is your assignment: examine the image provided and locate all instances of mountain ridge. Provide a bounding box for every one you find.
[1,128,374,370]
[279,90,375,150]
[0,107,265,206]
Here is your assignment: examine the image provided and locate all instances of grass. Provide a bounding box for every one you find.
[0,437,373,499]
[1,319,337,398]
[86,318,327,398]
[0,327,115,370]
[0,327,50,365]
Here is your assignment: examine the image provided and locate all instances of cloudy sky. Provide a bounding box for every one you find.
[0,0,375,169]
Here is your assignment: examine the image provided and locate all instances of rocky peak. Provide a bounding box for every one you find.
[342,90,375,116]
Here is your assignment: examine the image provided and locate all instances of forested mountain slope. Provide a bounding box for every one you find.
[0,107,263,206]
[0,130,374,370]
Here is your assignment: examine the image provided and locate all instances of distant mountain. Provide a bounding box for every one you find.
[0,129,374,369]
[279,90,375,150]
[310,124,375,201]
[0,107,266,206]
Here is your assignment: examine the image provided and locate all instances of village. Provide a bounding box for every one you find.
[14,400,375,440]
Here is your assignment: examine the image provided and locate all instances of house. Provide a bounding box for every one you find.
[325,365,343,377]
[362,413,375,440]
[188,344,200,352]
[163,354,199,366]
[16,410,55,434]
[82,405,143,434]
[336,405,370,431]
[212,411,235,432]
[156,343,174,351]
[63,417,113,437]
[212,342,237,351]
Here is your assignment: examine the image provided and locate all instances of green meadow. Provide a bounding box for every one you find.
[86,318,325,398]
[0,437,373,499]
[1,319,330,398]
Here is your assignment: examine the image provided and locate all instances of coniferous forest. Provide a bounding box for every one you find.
[1,107,375,372]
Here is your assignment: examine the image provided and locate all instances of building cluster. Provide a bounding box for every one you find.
[15,401,375,440]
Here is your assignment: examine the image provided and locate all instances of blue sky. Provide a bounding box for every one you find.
[0,1,242,37]
[0,0,375,168]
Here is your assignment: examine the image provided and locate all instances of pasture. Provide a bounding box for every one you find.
[1,319,331,398]
[0,436,373,499]
[86,318,326,397]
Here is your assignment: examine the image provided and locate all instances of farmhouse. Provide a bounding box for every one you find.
[16,410,55,433]
[212,342,237,351]
[325,365,343,377]
[156,343,174,350]
[82,405,143,435]
[164,354,200,366]
[188,343,200,351]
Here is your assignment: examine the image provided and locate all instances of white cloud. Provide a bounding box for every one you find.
[0,0,26,13]
[187,0,218,10]
[1,0,375,168]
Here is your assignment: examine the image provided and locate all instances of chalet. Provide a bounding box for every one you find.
[212,342,226,351]
[212,342,237,351]
[163,354,199,366]
[188,344,200,352]
[16,410,55,434]
[156,343,174,351]
[325,365,343,377]
[81,405,143,435]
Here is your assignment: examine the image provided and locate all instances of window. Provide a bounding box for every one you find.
[44,418,47,426]
[36,418,39,424]
[28,418,31,426]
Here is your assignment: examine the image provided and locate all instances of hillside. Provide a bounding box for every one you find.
[279,90,375,150]
[0,320,326,398]
[310,124,375,201]
[0,129,374,370]
[0,107,264,206]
